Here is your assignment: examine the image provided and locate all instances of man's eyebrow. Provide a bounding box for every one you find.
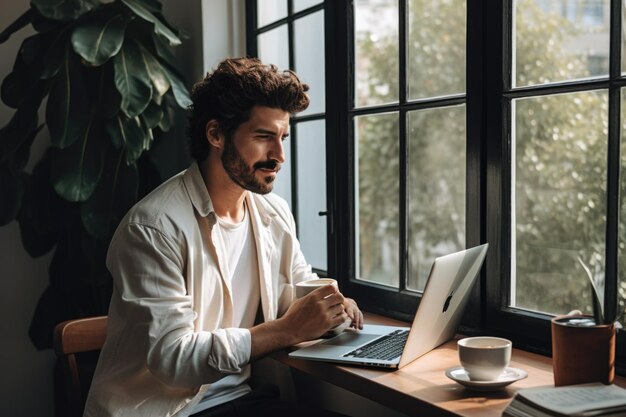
[254,128,289,137]
[254,129,276,135]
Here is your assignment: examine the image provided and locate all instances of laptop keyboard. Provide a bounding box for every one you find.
[343,330,409,361]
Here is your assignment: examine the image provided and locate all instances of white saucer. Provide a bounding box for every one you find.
[445,366,528,391]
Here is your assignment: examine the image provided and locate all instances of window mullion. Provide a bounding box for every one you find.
[604,0,622,325]
[399,0,408,293]
[324,0,353,284]
[484,0,509,329]
[287,1,299,228]
[245,0,258,57]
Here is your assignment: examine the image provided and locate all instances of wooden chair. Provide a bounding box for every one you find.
[53,316,108,417]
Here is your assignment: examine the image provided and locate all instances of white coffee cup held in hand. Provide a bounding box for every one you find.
[295,278,352,335]
[457,336,512,381]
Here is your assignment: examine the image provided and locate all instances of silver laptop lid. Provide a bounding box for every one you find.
[398,243,488,368]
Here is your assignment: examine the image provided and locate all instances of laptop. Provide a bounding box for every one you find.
[288,243,489,369]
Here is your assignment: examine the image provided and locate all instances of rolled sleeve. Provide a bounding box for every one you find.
[207,328,251,373]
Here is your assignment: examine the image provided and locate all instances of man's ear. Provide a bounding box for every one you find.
[205,120,223,149]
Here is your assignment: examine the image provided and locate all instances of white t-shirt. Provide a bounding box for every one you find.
[190,205,260,413]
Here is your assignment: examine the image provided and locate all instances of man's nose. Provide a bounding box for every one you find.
[269,137,286,164]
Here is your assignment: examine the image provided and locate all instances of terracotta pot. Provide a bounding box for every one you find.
[551,315,615,386]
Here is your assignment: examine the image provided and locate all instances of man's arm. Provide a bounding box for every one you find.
[249,285,348,360]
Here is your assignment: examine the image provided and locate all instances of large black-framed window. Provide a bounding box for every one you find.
[247,0,626,370]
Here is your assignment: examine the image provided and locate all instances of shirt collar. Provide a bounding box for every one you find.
[183,161,216,219]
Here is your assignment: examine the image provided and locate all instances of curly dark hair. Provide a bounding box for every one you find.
[187,57,310,162]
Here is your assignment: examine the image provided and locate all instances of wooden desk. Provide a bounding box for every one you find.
[272,313,623,417]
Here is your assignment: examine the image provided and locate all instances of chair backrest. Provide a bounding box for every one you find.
[54,316,108,417]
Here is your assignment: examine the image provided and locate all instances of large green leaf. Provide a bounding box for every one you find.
[1,38,45,109]
[0,82,44,168]
[31,12,63,34]
[81,150,139,239]
[20,34,44,67]
[114,40,153,117]
[46,49,91,149]
[93,62,121,120]
[0,165,24,225]
[134,0,162,13]
[17,155,63,257]
[71,14,128,66]
[141,100,163,129]
[13,124,45,172]
[31,0,100,22]
[161,63,191,108]
[0,108,38,165]
[157,94,172,132]
[0,9,33,43]
[158,109,171,131]
[105,115,147,165]
[139,118,153,151]
[121,0,181,46]
[41,30,71,79]
[137,42,170,98]
[51,112,104,202]
[152,30,177,66]
[1,70,26,109]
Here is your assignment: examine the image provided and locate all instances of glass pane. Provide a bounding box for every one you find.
[258,25,289,72]
[355,113,400,286]
[514,0,609,88]
[293,0,321,13]
[512,91,608,316]
[294,11,325,115]
[272,136,292,208]
[407,105,466,292]
[407,0,466,100]
[354,0,399,107]
[257,0,288,27]
[296,120,327,270]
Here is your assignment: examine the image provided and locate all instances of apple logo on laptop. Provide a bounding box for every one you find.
[442,291,453,313]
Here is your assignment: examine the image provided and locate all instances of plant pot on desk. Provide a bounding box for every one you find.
[551,315,616,386]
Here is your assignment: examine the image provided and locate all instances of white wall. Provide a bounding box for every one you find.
[201,0,246,71]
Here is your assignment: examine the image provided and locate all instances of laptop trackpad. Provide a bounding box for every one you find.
[322,331,380,346]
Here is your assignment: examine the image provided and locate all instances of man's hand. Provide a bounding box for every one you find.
[343,297,363,330]
[281,284,349,342]
[249,284,348,359]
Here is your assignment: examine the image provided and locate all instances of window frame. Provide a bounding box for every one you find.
[246,0,626,372]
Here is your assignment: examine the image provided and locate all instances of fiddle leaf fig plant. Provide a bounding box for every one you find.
[0,0,191,348]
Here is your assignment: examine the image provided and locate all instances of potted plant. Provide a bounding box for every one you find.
[0,0,191,349]
[551,257,619,386]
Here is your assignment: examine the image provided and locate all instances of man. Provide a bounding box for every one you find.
[84,57,363,417]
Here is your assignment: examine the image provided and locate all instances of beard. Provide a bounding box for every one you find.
[221,136,281,195]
